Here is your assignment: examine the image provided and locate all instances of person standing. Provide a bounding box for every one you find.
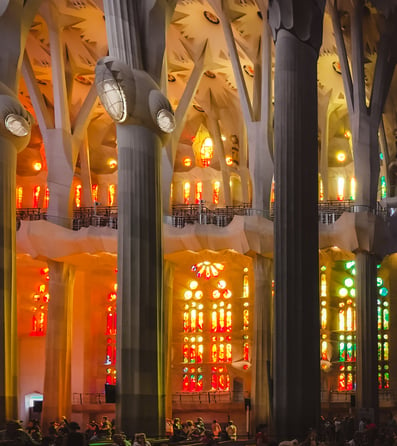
[226,421,237,440]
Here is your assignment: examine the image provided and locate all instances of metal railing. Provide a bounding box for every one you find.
[72,392,107,405]
[15,200,390,231]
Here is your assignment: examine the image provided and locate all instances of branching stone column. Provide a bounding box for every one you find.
[95,58,176,438]
[269,0,325,440]
[0,84,33,424]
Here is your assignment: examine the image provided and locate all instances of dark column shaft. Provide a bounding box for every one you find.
[355,250,378,419]
[273,29,320,440]
[116,125,164,438]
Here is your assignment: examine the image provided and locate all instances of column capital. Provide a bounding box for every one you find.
[0,81,33,153]
[268,0,326,53]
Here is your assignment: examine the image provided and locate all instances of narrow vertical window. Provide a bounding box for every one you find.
[195,181,203,204]
[183,182,190,204]
[213,181,220,204]
[43,187,50,208]
[16,186,23,208]
[108,184,116,206]
[33,185,40,208]
[75,184,82,208]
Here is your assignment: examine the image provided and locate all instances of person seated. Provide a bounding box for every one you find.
[0,420,40,445]
[133,433,151,446]
[112,433,132,446]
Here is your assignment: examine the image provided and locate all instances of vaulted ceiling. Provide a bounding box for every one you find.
[17,0,397,182]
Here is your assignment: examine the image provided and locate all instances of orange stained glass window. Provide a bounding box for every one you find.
[182,367,203,392]
[211,344,217,363]
[200,137,214,167]
[219,308,225,331]
[43,187,50,208]
[30,269,50,336]
[346,306,353,331]
[106,306,117,335]
[16,186,23,208]
[106,367,117,385]
[190,309,197,332]
[243,342,249,361]
[211,366,230,391]
[320,273,327,297]
[92,184,98,203]
[213,181,220,204]
[195,181,203,204]
[321,307,327,329]
[339,305,345,331]
[183,182,190,204]
[319,178,324,201]
[321,341,328,360]
[190,344,196,362]
[337,177,345,201]
[105,337,116,365]
[183,342,189,363]
[75,184,82,208]
[338,371,346,391]
[33,185,40,208]
[270,179,275,203]
[243,309,249,330]
[183,312,189,332]
[243,274,249,298]
[108,184,116,206]
[346,372,353,390]
[211,311,217,332]
[198,311,204,331]
[226,311,232,332]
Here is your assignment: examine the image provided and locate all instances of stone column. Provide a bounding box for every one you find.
[41,260,75,431]
[100,1,176,437]
[116,124,164,437]
[163,260,174,422]
[0,85,33,424]
[354,223,379,421]
[251,255,273,432]
[269,0,325,440]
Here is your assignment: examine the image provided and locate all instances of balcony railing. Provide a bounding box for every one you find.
[15,200,389,230]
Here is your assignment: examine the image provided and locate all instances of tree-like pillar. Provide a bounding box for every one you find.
[41,260,75,431]
[269,0,325,440]
[0,84,33,424]
[251,254,273,431]
[95,57,176,438]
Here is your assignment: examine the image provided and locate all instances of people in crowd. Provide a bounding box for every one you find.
[0,420,40,445]
[226,420,237,441]
[211,420,222,439]
[62,421,86,446]
[132,432,151,446]
[111,432,132,446]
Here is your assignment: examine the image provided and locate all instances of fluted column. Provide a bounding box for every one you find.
[251,255,273,431]
[354,247,379,419]
[116,125,164,437]
[41,261,75,432]
[101,0,176,438]
[269,0,325,440]
[0,85,33,425]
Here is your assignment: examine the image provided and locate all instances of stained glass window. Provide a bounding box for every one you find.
[195,182,203,204]
[30,267,50,336]
[92,184,98,203]
[16,186,23,208]
[108,184,116,206]
[213,181,220,204]
[183,182,190,204]
[43,187,50,208]
[75,184,82,208]
[105,279,117,384]
[33,185,40,208]
[180,261,251,392]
